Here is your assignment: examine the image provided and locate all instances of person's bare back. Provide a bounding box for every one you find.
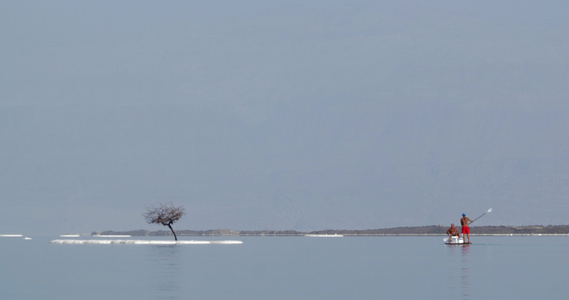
[461,214,473,243]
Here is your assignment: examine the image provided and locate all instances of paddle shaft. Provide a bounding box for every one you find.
[470,212,488,224]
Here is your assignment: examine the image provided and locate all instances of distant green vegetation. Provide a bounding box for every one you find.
[96,225,569,237]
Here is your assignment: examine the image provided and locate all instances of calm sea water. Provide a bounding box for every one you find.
[1,235,568,299]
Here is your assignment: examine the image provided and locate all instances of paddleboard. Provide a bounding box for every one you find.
[443,237,471,245]
[445,241,472,245]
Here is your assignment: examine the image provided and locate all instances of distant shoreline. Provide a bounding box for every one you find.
[94,225,569,237]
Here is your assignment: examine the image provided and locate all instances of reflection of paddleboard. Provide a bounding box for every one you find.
[444,236,471,245]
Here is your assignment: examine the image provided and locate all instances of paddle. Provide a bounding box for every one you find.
[470,208,493,224]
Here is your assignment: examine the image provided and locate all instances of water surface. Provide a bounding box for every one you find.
[1,236,568,299]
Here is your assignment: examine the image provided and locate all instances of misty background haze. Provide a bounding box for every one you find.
[2,1,568,235]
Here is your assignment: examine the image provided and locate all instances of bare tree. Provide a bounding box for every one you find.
[143,203,185,241]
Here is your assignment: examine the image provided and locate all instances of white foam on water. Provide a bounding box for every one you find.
[0,234,23,237]
[60,234,81,238]
[305,234,344,237]
[50,239,243,245]
[92,235,132,238]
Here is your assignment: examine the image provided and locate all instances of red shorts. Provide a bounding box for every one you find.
[462,226,470,234]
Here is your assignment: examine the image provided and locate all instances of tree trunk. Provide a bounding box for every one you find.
[167,223,178,241]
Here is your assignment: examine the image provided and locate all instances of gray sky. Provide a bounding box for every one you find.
[2,1,569,236]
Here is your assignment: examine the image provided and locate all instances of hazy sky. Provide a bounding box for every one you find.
[2,1,569,236]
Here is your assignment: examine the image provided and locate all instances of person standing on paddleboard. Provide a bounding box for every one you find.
[461,213,473,244]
